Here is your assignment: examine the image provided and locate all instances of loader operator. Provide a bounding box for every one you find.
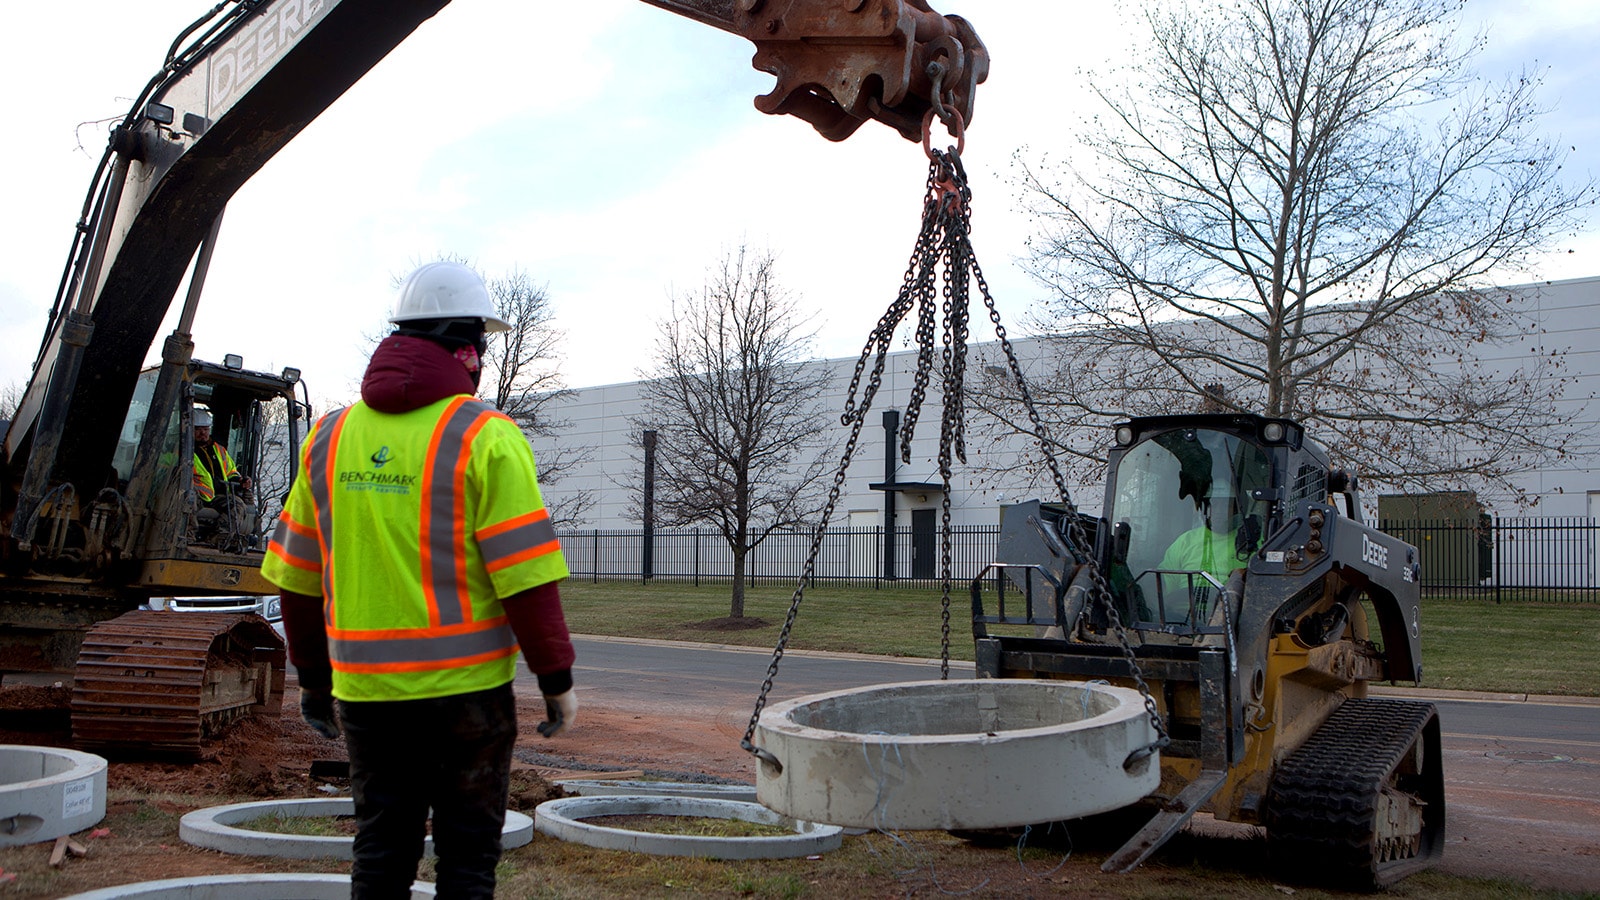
[1156,480,1261,624]
[262,261,578,900]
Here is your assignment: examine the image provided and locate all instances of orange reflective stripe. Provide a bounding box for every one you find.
[326,616,516,669]
[268,512,320,573]
[485,540,561,574]
[420,398,497,628]
[306,409,352,623]
[332,646,519,675]
[478,508,561,574]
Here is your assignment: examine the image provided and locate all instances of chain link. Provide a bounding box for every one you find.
[743,144,1167,767]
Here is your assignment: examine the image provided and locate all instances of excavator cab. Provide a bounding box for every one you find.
[112,356,306,586]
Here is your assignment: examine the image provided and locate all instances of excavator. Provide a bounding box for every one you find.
[973,413,1443,889]
[0,0,989,756]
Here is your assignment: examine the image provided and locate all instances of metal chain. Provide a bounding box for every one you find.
[958,167,1171,763]
[743,139,1167,767]
[741,153,953,765]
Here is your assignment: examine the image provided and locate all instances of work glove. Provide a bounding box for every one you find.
[300,687,341,740]
[537,689,577,738]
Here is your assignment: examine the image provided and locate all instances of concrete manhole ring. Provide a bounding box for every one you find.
[535,795,843,859]
[555,779,757,802]
[0,744,107,848]
[754,679,1160,830]
[59,873,434,899]
[179,797,533,859]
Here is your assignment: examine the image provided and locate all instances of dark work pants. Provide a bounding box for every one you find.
[340,682,517,900]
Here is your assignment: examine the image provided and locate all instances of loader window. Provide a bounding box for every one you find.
[1111,428,1271,625]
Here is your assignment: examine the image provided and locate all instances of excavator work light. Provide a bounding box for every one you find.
[280,367,301,385]
[1115,425,1135,447]
[223,354,243,369]
[1263,422,1286,442]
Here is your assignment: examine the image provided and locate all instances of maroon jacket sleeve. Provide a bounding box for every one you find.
[280,590,333,692]
[503,581,575,695]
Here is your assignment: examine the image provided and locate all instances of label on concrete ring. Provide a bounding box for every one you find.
[62,778,95,818]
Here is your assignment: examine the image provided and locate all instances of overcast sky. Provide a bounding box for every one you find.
[2,0,1596,411]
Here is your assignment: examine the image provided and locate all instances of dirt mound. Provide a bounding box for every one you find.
[686,616,770,632]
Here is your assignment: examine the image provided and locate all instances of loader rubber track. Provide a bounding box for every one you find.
[1266,697,1444,890]
[70,610,285,758]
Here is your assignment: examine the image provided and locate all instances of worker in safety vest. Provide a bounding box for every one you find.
[262,261,576,900]
[192,409,251,505]
[192,409,254,542]
[1156,482,1260,624]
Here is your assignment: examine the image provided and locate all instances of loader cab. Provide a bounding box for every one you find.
[1103,414,1329,632]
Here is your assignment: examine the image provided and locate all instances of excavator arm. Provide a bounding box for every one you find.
[6,0,986,539]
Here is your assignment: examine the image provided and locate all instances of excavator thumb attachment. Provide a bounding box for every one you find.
[70,610,285,758]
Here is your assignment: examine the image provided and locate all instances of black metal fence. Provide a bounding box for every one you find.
[556,525,1000,588]
[558,517,1600,601]
[1378,517,1600,602]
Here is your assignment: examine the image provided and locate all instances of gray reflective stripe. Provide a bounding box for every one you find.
[330,622,516,666]
[307,408,350,604]
[423,400,494,627]
[478,514,560,565]
[270,517,320,567]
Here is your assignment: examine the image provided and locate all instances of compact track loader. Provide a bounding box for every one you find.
[973,413,1443,890]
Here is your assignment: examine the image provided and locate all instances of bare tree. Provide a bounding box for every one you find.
[0,381,22,424]
[477,270,594,526]
[636,245,836,619]
[999,0,1594,506]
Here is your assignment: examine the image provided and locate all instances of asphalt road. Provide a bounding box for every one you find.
[566,634,1600,750]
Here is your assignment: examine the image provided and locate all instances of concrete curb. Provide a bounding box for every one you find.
[534,795,842,859]
[179,798,533,860]
[0,745,107,848]
[58,874,435,899]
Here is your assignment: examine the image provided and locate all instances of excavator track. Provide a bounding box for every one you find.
[1266,697,1445,890]
[71,610,285,758]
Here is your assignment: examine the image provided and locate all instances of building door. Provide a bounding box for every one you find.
[911,508,936,579]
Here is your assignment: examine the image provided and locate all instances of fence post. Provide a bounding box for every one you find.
[1492,516,1501,604]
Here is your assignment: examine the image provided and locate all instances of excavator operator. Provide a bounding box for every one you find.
[192,409,253,541]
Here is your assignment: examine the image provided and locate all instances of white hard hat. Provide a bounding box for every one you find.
[390,261,510,333]
[194,410,213,427]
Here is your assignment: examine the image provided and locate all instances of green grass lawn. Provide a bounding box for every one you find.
[559,579,1600,696]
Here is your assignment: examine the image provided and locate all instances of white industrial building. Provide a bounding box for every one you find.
[531,275,1600,534]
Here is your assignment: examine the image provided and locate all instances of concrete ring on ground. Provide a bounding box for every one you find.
[755,679,1161,831]
[58,873,435,899]
[0,744,107,847]
[179,798,533,860]
[535,795,843,859]
[555,780,757,803]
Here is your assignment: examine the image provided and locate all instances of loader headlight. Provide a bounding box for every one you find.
[1262,421,1286,442]
[1114,425,1135,447]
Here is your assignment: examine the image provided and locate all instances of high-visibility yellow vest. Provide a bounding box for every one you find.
[262,395,568,702]
[193,442,239,504]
